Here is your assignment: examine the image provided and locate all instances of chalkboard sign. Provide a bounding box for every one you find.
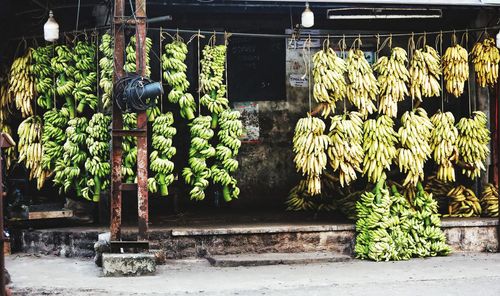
[227,36,285,101]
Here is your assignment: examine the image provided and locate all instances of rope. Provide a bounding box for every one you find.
[197,29,202,116]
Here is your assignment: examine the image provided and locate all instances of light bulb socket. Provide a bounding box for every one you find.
[301,3,314,28]
[44,10,60,42]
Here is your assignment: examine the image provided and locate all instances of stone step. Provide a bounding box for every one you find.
[102,253,156,276]
[206,252,351,267]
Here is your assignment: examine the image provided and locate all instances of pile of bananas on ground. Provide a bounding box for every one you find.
[442,44,468,97]
[409,45,441,100]
[32,45,55,109]
[99,33,114,110]
[41,109,69,174]
[293,115,330,195]
[122,113,138,183]
[429,111,459,182]
[327,111,363,187]
[162,40,196,120]
[362,115,398,183]
[9,48,35,118]
[481,183,498,217]
[471,38,500,87]
[286,177,336,212]
[396,108,433,187]
[200,44,229,128]
[52,45,76,118]
[212,110,243,202]
[373,47,410,117]
[73,41,98,114]
[456,111,490,179]
[346,49,378,117]
[311,46,347,117]
[425,174,454,201]
[444,185,481,217]
[84,113,111,201]
[148,112,176,196]
[18,116,48,189]
[183,116,215,200]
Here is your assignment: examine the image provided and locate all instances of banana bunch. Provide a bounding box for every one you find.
[362,115,398,183]
[312,46,347,117]
[445,185,481,217]
[84,113,111,202]
[481,183,498,217]
[0,80,11,123]
[32,45,55,109]
[122,113,137,183]
[456,111,490,179]
[396,108,433,187]
[442,44,468,97]
[328,111,363,187]
[373,47,410,118]
[162,40,196,120]
[183,116,215,200]
[99,33,114,110]
[471,38,500,88]
[0,124,16,170]
[41,109,69,174]
[336,189,363,220]
[409,45,441,100]
[124,36,152,76]
[286,177,336,212]
[9,48,35,118]
[425,174,454,200]
[293,115,330,195]
[52,45,76,118]
[148,113,176,196]
[346,49,378,118]
[73,41,98,114]
[429,111,459,182]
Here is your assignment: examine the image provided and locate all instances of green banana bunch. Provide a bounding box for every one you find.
[99,33,114,110]
[312,46,347,117]
[72,41,98,114]
[456,111,490,179]
[328,111,363,187]
[122,113,137,183]
[396,108,433,187]
[285,177,336,212]
[17,115,48,189]
[183,116,215,201]
[32,45,55,109]
[481,183,498,218]
[362,115,398,183]
[444,185,481,218]
[84,113,111,202]
[162,40,196,120]
[346,49,378,118]
[52,45,76,118]
[409,45,441,100]
[41,109,69,174]
[148,112,177,196]
[9,48,35,118]
[429,111,459,182]
[471,38,500,88]
[442,44,468,97]
[373,47,409,117]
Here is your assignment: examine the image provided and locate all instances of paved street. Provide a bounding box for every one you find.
[7,252,500,295]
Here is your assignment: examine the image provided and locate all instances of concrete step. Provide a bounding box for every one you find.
[206,252,351,267]
[102,253,156,276]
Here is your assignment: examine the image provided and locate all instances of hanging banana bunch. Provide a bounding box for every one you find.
[162,40,197,120]
[444,185,481,217]
[471,38,500,88]
[409,45,441,101]
[72,41,98,114]
[328,111,363,187]
[183,116,215,200]
[41,109,69,174]
[285,177,336,212]
[373,47,410,117]
[396,108,433,187]
[122,113,137,183]
[18,116,49,189]
[32,45,55,109]
[148,112,177,196]
[346,49,378,118]
[362,115,398,183]
[52,45,76,118]
[312,46,347,117]
[442,44,468,97]
[9,48,35,118]
[99,33,114,110]
[0,124,16,170]
[429,111,459,182]
[456,111,490,179]
[0,79,12,123]
[481,183,498,218]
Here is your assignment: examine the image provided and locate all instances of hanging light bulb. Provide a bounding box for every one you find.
[496,30,500,48]
[44,10,59,42]
[301,2,314,28]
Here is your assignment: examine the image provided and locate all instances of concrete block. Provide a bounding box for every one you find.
[102,253,156,276]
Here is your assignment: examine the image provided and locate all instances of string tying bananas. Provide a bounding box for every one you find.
[148,113,177,196]
[442,44,468,97]
[52,45,76,118]
[346,49,378,117]
[9,48,35,118]
[471,38,500,87]
[373,47,409,117]
[41,109,69,174]
[99,33,114,110]
[328,111,363,187]
[18,116,48,189]
[456,111,490,179]
[286,177,336,212]
[122,113,137,183]
[481,183,498,218]
[32,45,54,109]
[444,185,481,217]
[73,41,98,114]
[409,45,441,100]
[429,111,458,182]
[162,40,196,120]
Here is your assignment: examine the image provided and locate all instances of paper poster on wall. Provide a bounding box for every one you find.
[233,102,260,142]
[289,74,308,88]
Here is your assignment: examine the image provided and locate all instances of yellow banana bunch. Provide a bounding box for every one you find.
[362,115,398,183]
[285,177,336,212]
[456,111,490,179]
[346,49,378,118]
[445,185,481,217]
[396,108,433,187]
[471,38,500,88]
[409,45,441,101]
[442,44,468,97]
[373,47,410,117]
[481,183,498,217]
[328,111,363,187]
[1,78,13,123]
[293,115,330,195]
[9,48,35,118]
[312,47,347,117]
[430,111,459,182]
[0,124,16,170]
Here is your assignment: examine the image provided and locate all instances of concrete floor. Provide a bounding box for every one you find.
[6,252,500,295]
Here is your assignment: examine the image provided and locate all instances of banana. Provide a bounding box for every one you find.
[442,44,468,97]
[122,113,137,183]
[99,33,114,110]
[18,115,49,189]
[149,112,176,196]
[409,45,441,101]
[481,183,498,218]
[285,177,336,212]
[346,49,378,118]
[471,38,500,88]
[429,111,458,182]
[444,184,481,217]
[72,41,98,114]
[9,48,36,118]
[32,45,55,109]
